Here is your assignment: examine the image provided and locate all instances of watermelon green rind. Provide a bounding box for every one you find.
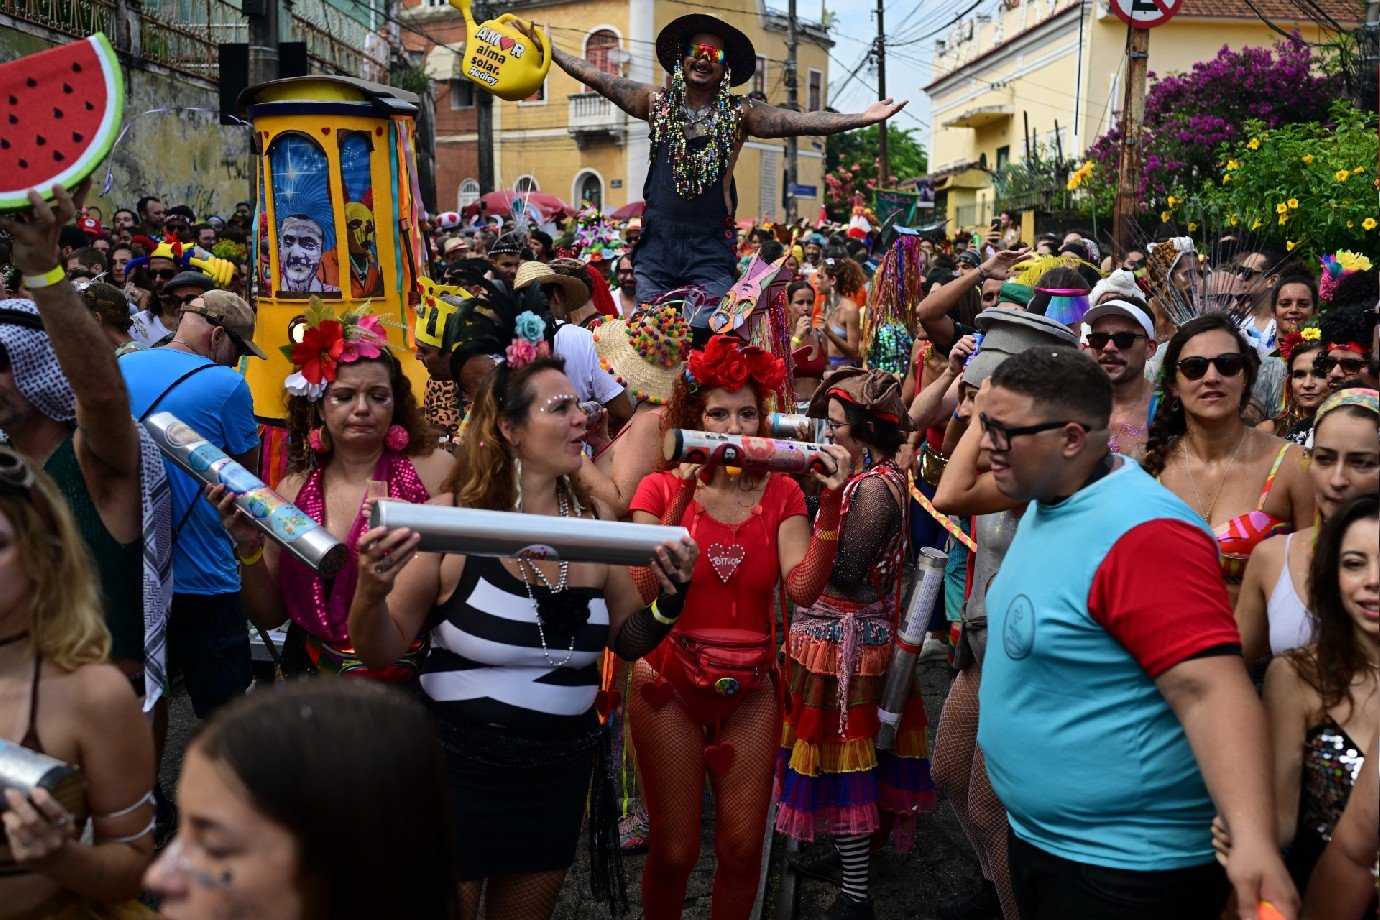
[0,33,125,211]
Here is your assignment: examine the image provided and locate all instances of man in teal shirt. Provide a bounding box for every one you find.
[974,347,1296,919]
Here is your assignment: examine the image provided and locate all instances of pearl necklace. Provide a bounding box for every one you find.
[514,491,575,667]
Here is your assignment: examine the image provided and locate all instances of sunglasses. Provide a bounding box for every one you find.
[1231,264,1263,280]
[0,448,60,534]
[1176,353,1246,380]
[979,413,1092,452]
[1086,331,1147,350]
[1315,354,1370,376]
[167,292,204,308]
[685,43,725,64]
[149,268,178,280]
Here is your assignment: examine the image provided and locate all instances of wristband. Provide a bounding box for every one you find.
[237,544,264,566]
[650,598,678,626]
[814,528,839,541]
[22,265,66,289]
[791,336,804,345]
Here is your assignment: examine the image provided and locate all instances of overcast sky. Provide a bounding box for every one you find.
[822,0,941,154]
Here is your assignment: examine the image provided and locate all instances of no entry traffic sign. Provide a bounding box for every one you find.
[1110,0,1182,29]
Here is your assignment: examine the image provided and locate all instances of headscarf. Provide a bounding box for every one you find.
[1312,387,1379,434]
[0,299,171,708]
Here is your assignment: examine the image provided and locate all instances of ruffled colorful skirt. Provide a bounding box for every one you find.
[774,595,936,847]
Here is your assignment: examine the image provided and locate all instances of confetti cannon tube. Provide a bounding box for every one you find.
[769,412,827,443]
[663,430,836,477]
[876,547,948,750]
[0,739,86,821]
[370,502,689,567]
[143,412,348,578]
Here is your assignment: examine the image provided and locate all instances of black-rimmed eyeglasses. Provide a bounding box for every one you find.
[979,413,1093,451]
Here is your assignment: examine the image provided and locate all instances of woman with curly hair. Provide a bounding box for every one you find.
[822,258,866,367]
[624,334,853,919]
[0,450,157,917]
[350,325,698,917]
[207,309,451,681]
[777,367,936,919]
[1216,492,1377,905]
[1256,333,1327,443]
[1143,314,1314,605]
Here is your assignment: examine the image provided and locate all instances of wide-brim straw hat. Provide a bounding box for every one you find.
[655,14,756,87]
[593,303,690,405]
[513,260,590,306]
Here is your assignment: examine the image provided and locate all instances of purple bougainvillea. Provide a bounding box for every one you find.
[1081,36,1340,210]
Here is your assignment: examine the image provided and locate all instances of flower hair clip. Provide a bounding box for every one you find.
[505,310,551,370]
[685,334,786,394]
[282,297,392,399]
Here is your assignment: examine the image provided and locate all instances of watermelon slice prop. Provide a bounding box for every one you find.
[0,33,124,211]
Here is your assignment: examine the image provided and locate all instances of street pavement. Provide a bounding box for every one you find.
[158,656,975,918]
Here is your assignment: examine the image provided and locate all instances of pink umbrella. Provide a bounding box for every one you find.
[463,190,573,221]
[609,200,646,220]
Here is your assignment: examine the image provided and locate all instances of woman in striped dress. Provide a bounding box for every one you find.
[350,354,698,920]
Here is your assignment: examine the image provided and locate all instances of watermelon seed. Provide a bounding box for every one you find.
[0,139,8,149]
[52,151,64,162]
[62,83,72,94]
[7,114,16,125]
[35,136,45,146]
[73,132,83,143]
[24,77,35,88]
[17,159,26,169]
[84,101,94,111]
[6,95,15,105]
[52,107,63,119]
[71,61,82,72]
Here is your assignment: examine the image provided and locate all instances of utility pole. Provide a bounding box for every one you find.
[874,0,889,186]
[1111,23,1148,258]
[245,0,279,88]
[784,0,799,223]
[475,0,496,194]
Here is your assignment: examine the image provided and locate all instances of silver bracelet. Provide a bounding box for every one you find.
[92,789,154,821]
[98,813,156,845]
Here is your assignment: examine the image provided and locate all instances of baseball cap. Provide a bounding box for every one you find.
[186,290,266,359]
[1081,298,1155,339]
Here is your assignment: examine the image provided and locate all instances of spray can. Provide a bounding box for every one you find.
[769,412,827,443]
[876,547,948,750]
[663,430,836,477]
[0,740,86,822]
[143,412,348,577]
[963,332,984,368]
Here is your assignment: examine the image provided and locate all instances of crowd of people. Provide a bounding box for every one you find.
[1,16,1378,920]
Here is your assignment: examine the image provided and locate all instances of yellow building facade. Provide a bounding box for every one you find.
[923,0,1351,231]
[481,0,832,220]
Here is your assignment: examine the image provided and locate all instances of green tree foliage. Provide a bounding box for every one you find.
[824,124,927,218]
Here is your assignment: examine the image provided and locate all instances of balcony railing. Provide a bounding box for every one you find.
[567,91,627,147]
[0,0,116,37]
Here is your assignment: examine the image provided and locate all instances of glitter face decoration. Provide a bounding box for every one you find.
[536,392,583,419]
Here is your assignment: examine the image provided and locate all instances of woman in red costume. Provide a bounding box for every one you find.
[627,334,853,919]
[776,367,937,920]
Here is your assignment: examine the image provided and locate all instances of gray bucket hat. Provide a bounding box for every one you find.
[963,307,1077,387]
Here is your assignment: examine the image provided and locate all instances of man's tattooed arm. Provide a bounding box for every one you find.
[551,46,655,120]
[743,97,909,139]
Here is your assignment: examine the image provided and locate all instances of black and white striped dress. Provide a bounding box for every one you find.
[421,552,611,878]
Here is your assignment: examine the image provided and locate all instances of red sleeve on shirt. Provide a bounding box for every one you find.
[1088,519,1240,678]
[769,474,809,520]
[628,470,673,519]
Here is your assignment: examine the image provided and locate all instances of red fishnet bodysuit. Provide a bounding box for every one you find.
[627,471,840,920]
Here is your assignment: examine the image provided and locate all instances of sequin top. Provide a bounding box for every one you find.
[1285,717,1366,892]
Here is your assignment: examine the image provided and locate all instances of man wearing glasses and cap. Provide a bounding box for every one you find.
[515,13,906,340]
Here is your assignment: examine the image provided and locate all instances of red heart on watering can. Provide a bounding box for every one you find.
[498,35,515,52]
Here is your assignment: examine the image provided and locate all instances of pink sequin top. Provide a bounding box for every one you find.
[280,451,430,644]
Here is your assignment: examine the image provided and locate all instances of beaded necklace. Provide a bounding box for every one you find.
[648,64,743,200]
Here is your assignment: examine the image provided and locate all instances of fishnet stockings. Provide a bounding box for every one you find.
[932,668,1020,919]
[456,868,569,920]
[629,659,780,920]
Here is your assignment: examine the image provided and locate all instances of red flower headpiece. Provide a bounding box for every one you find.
[685,334,786,394]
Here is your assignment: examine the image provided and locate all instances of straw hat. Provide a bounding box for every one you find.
[593,302,690,405]
[513,260,590,307]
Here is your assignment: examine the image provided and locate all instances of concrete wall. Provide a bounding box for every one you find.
[0,24,254,220]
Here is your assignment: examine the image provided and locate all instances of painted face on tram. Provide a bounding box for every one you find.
[1308,408,1380,520]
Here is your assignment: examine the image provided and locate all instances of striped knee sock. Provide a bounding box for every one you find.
[836,833,870,902]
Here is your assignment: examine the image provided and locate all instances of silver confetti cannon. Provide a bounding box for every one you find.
[143,412,348,578]
[663,430,836,477]
[769,412,827,443]
[0,740,86,822]
[876,547,948,750]
[370,502,689,567]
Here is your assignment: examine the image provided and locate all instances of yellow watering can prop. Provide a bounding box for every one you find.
[451,0,552,102]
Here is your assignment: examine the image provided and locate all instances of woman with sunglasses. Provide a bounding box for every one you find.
[1256,333,1327,443]
[0,450,157,917]
[1235,388,1379,663]
[1144,314,1314,605]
